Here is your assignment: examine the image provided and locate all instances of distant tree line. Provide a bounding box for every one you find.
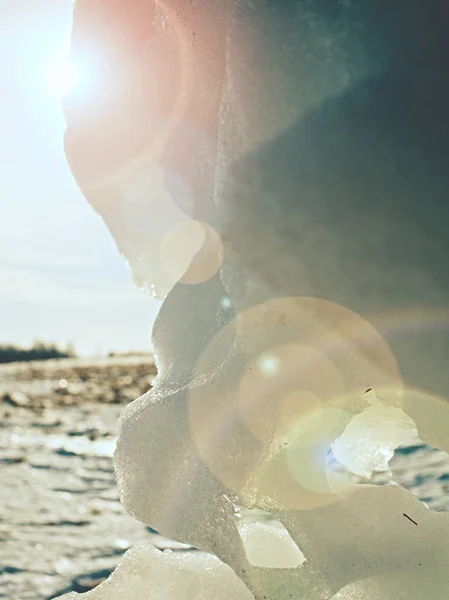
[0,341,76,364]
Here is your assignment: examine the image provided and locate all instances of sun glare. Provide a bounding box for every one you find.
[48,60,82,100]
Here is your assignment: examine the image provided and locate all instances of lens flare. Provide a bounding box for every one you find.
[189,297,403,511]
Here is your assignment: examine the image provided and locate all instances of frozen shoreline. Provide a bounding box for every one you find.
[1,357,449,599]
[0,356,188,600]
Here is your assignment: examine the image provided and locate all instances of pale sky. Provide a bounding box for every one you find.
[0,0,160,356]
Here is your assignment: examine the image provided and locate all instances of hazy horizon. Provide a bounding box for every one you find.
[0,0,160,356]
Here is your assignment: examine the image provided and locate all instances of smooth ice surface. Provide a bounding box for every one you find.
[237,521,306,569]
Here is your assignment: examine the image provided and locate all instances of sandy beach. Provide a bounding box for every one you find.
[1,356,449,599]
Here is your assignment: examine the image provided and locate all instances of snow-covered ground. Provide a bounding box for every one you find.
[0,356,192,600]
[1,357,449,599]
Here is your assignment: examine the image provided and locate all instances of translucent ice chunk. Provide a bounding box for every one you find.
[331,391,418,478]
[237,521,306,569]
[61,2,449,600]
[57,544,254,600]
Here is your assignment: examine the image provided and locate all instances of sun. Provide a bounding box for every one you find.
[47,60,82,100]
